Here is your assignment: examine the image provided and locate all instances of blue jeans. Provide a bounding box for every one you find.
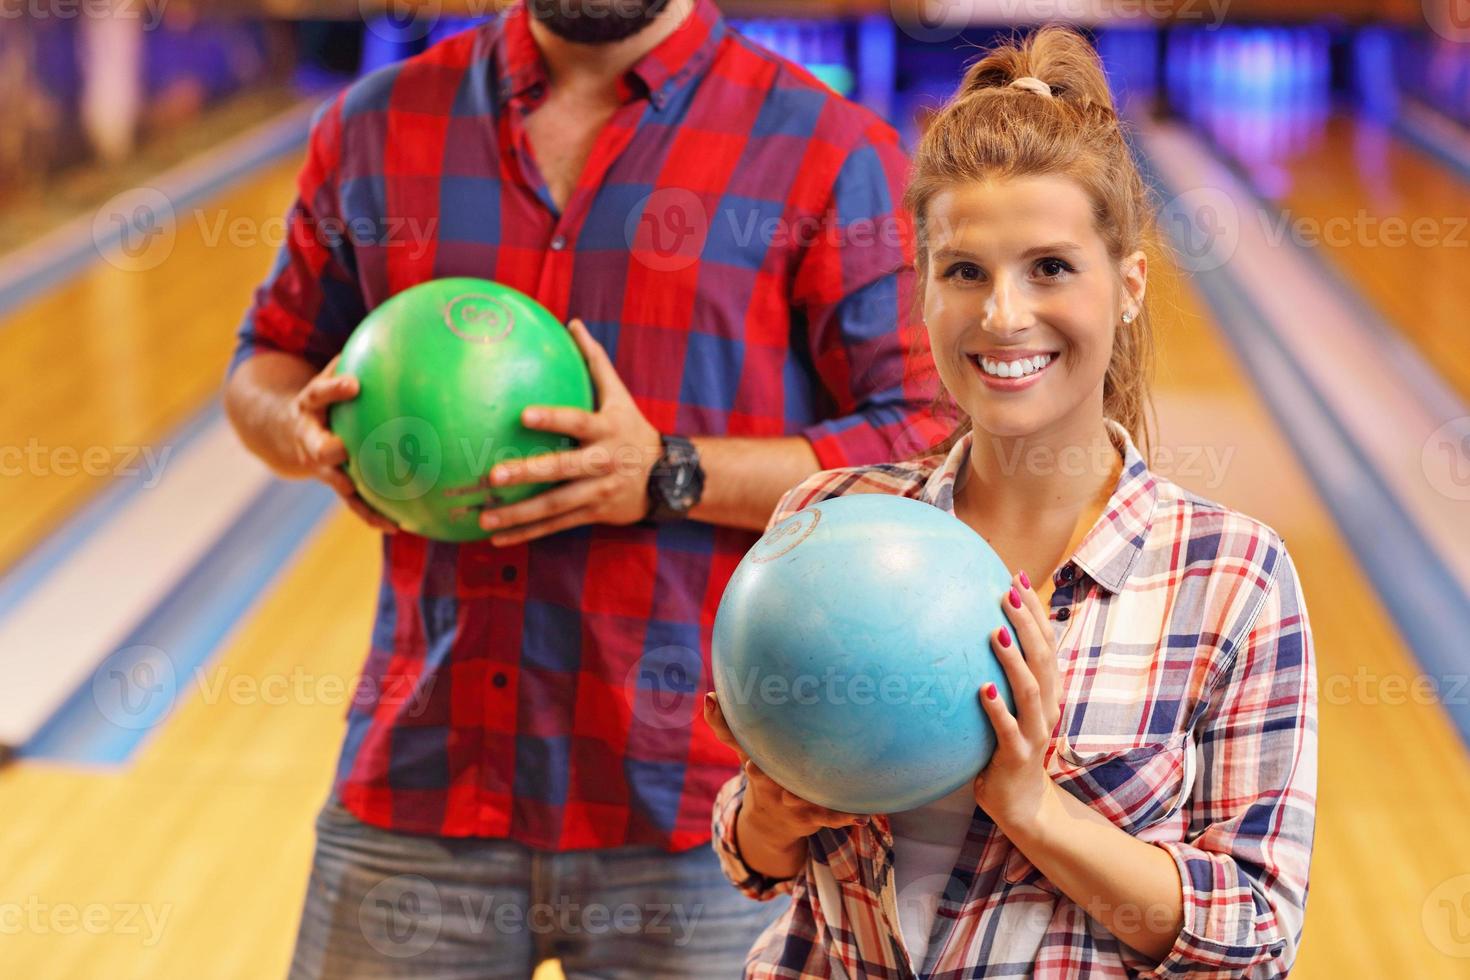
[288,798,790,979]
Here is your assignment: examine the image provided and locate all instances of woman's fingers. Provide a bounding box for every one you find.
[978,679,1023,760]
[1008,573,1061,731]
[990,625,1045,744]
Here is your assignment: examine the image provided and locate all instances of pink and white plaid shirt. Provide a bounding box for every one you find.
[712,419,1318,979]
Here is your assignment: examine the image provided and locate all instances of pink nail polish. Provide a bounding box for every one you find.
[997,629,1011,648]
[985,682,999,700]
[1019,571,1031,590]
[1008,588,1022,609]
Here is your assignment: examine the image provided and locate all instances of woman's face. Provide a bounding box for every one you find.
[920,174,1144,442]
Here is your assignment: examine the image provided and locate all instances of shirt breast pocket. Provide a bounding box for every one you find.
[1002,732,1195,893]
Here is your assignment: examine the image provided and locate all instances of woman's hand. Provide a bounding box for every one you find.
[973,570,1063,830]
[704,692,869,846]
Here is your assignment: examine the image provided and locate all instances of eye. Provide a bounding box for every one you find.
[942,262,982,283]
[1036,257,1074,279]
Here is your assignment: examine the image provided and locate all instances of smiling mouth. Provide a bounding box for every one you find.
[969,352,1056,380]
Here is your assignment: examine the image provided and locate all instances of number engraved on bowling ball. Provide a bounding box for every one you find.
[750,508,821,563]
[443,293,515,344]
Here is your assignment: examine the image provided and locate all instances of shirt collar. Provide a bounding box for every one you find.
[495,0,725,110]
[917,419,1158,595]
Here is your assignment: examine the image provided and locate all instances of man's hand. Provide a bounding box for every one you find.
[285,356,399,534]
[474,318,663,547]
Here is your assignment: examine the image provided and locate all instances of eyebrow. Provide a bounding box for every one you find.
[932,242,1085,261]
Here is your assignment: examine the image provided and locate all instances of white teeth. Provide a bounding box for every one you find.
[978,353,1053,378]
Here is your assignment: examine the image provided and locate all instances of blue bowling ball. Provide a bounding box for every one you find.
[712,494,1017,814]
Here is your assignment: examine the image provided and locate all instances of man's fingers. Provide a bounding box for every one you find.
[300,372,359,413]
[310,427,348,467]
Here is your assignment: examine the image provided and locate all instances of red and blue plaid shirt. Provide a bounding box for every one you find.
[232,0,943,848]
[713,420,1318,978]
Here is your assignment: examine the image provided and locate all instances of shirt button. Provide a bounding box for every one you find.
[1055,607,1071,622]
[501,566,517,583]
[492,672,508,688]
[550,235,567,251]
[1056,563,1075,584]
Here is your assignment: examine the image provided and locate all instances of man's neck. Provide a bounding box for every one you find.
[527,0,697,92]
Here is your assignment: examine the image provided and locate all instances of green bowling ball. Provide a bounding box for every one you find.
[329,278,594,541]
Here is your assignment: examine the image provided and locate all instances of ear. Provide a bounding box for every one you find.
[1119,250,1147,316]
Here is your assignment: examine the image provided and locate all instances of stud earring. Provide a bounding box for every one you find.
[1121,310,1134,324]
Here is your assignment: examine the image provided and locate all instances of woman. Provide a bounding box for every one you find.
[703,25,1317,980]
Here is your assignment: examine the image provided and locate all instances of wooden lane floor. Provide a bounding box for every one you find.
[1147,250,1470,978]
[1,155,1467,976]
[0,155,303,574]
[1226,109,1470,404]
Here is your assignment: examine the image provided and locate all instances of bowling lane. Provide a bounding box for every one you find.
[0,155,301,573]
[1144,249,1470,979]
[1197,104,1470,403]
[0,510,377,978]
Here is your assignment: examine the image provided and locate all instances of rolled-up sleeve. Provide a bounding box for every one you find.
[711,771,801,901]
[1138,544,1318,979]
[229,94,365,378]
[792,136,946,469]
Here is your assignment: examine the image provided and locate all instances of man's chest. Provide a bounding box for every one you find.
[522,93,620,213]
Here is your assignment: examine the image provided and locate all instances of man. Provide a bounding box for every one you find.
[224,0,942,975]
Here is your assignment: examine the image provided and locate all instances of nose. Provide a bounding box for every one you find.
[982,274,1036,336]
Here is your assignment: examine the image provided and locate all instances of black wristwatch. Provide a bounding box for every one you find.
[646,434,705,522]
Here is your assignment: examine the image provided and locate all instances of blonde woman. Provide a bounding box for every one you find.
[704,26,1317,979]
